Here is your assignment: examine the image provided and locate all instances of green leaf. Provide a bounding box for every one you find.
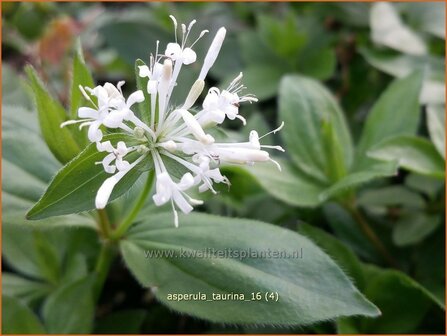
[346,265,443,333]
[318,162,398,202]
[3,207,96,229]
[279,75,353,184]
[26,133,149,220]
[121,212,379,325]
[355,71,423,170]
[359,48,445,105]
[2,295,46,334]
[70,40,95,119]
[43,276,95,334]
[297,48,336,80]
[25,65,81,164]
[426,104,446,159]
[244,158,325,207]
[258,14,306,60]
[3,129,60,183]
[2,273,51,306]
[323,203,378,262]
[2,105,39,135]
[406,2,445,39]
[239,31,284,67]
[298,223,365,290]
[358,185,425,214]
[414,232,445,308]
[135,59,151,125]
[32,231,61,284]
[393,213,441,246]
[61,254,89,283]
[69,40,95,149]
[295,21,336,80]
[2,129,96,228]
[360,48,443,79]
[336,317,359,334]
[405,173,443,199]
[2,158,47,202]
[3,225,53,279]
[368,135,445,179]
[2,64,33,110]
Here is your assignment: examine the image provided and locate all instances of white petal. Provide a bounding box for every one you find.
[104,82,122,99]
[182,48,197,65]
[138,65,151,78]
[116,158,130,171]
[102,153,117,174]
[88,120,103,142]
[249,130,261,149]
[177,173,195,191]
[207,168,226,182]
[127,90,145,107]
[165,43,182,60]
[117,141,128,155]
[152,173,173,205]
[172,191,193,214]
[103,110,128,128]
[93,86,109,106]
[198,109,226,126]
[97,140,114,152]
[224,105,239,120]
[78,107,99,119]
[153,193,168,206]
[202,88,219,110]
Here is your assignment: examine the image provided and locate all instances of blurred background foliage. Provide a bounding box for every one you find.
[2,2,445,334]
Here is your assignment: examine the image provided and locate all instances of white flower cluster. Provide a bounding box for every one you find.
[62,16,284,226]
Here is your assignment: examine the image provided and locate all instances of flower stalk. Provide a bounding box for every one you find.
[111,169,156,240]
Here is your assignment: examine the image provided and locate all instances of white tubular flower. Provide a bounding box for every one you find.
[194,156,228,193]
[95,154,145,209]
[96,141,133,174]
[138,62,163,94]
[165,16,208,66]
[61,82,151,142]
[67,16,284,227]
[199,73,258,126]
[152,151,203,227]
[102,89,145,128]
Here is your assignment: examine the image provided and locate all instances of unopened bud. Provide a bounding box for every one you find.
[137,145,149,154]
[199,27,226,80]
[134,127,145,139]
[182,79,204,110]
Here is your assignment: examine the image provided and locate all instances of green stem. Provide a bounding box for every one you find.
[93,242,116,302]
[97,209,112,238]
[345,202,398,268]
[111,169,155,240]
